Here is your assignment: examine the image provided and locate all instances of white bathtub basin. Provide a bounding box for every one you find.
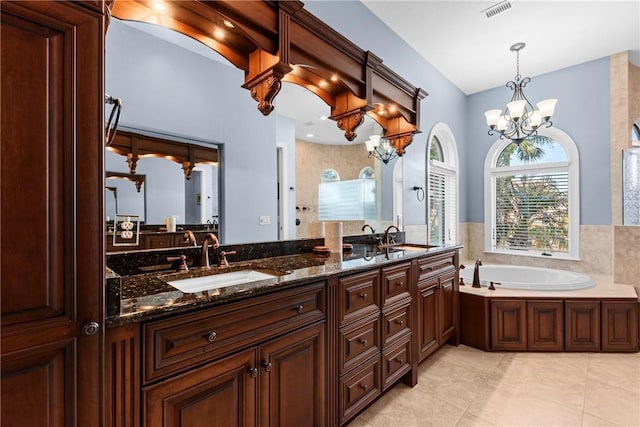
[459,264,595,291]
[166,270,277,293]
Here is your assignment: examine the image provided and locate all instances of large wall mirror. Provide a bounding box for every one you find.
[106,18,401,248]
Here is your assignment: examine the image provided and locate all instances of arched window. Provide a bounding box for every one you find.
[484,127,580,259]
[427,123,459,245]
[320,168,340,182]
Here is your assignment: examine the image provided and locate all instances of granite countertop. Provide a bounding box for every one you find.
[106,244,459,327]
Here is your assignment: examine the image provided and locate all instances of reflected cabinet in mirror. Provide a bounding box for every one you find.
[106,17,401,248]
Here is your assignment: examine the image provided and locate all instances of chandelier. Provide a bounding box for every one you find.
[365,135,397,164]
[484,42,557,145]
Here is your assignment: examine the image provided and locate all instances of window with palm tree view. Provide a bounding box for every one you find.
[485,129,580,259]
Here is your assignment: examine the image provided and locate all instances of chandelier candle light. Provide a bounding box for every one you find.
[365,134,397,164]
[484,42,557,145]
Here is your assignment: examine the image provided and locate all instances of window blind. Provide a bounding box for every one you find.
[429,167,456,245]
[494,171,569,253]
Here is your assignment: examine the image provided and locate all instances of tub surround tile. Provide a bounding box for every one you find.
[614,225,640,286]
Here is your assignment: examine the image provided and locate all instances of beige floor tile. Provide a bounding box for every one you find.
[434,344,508,373]
[413,353,494,411]
[584,377,640,427]
[356,384,466,427]
[466,378,584,426]
[456,412,497,427]
[587,352,640,394]
[581,412,621,426]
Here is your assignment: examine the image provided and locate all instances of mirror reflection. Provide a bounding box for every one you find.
[105,18,401,248]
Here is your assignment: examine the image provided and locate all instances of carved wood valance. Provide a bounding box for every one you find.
[109,0,428,155]
[106,129,219,180]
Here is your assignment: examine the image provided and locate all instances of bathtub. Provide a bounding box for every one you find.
[459,264,596,291]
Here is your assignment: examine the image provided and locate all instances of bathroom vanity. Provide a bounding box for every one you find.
[105,244,461,427]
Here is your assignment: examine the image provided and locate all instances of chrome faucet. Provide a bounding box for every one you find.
[361,224,375,234]
[472,258,483,288]
[200,233,219,268]
[383,225,400,246]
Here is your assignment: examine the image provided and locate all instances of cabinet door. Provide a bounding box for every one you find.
[602,301,638,352]
[259,322,325,427]
[143,348,258,427]
[527,301,564,351]
[417,281,439,362]
[438,274,457,344]
[1,2,103,426]
[491,300,527,351]
[565,301,600,351]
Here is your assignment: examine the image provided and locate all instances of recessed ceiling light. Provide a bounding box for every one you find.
[319,79,328,88]
[213,28,225,39]
[223,19,234,28]
[320,115,328,121]
[330,74,339,82]
[152,1,166,11]
[306,133,314,138]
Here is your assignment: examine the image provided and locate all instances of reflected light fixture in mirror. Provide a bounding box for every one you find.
[365,135,398,164]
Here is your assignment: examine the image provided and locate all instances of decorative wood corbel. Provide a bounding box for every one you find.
[242,50,292,116]
[182,161,195,180]
[334,110,365,142]
[126,153,138,175]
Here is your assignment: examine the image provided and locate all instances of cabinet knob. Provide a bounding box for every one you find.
[81,321,100,336]
[359,338,368,346]
[396,320,404,325]
[395,357,404,363]
[206,331,217,343]
[263,361,272,372]
[249,367,259,378]
[295,304,304,314]
[396,281,404,287]
[360,384,368,391]
[360,293,368,299]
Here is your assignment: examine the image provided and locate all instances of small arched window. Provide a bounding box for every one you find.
[320,168,340,182]
[484,127,580,259]
[427,123,459,246]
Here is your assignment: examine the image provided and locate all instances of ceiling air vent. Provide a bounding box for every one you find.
[482,1,512,18]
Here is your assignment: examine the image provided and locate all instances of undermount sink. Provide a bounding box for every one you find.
[166,269,278,293]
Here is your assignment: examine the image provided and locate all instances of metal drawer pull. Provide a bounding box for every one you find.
[395,357,404,363]
[206,331,217,343]
[295,304,304,313]
[360,384,368,391]
[359,338,368,345]
[396,281,404,286]
[81,321,100,336]
[249,367,259,378]
[263,361,272,372]
[396,320,404,325]
[359,293,368,299]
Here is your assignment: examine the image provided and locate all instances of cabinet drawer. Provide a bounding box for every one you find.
[382,262,411,307]
[382,336,412,391]
[417,252,455,282]
[143,282,325,384]
[339,314,380,374]
[381,300,411,348]
[339,356,381,425]
[339,270,380,326]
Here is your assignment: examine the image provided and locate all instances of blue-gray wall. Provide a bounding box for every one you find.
[465,58,611,224]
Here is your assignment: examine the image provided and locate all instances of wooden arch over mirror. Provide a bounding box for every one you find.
[108,0,428,155]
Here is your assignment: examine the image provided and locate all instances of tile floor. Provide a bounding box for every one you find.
[348,345,640,427]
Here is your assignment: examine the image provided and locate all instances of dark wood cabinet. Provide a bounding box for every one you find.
[601,301,638,352]
[565,301,601,351]
[1,1,104,425]
[144,348,258,427]
[527,300,564,351]
[259,322,326,427]
[416,251,459,362]
[491,300,527,351]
